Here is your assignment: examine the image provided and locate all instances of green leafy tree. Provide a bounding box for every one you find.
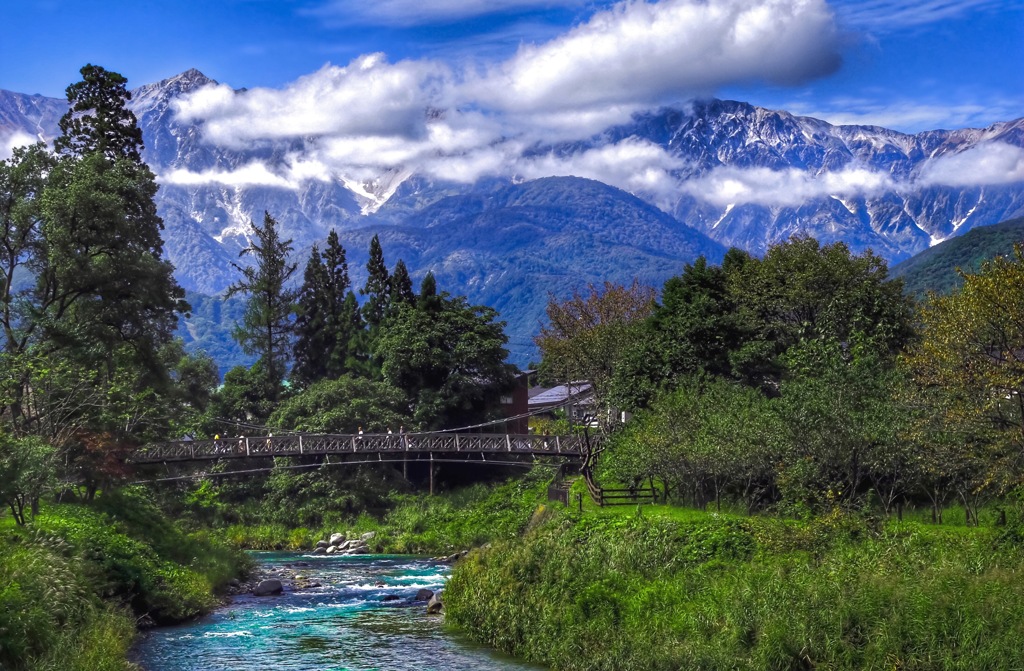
[269,375,410,433]
[536,280,655,419]
[375,292,514,429]
[227,211,297,401]
[0,434,55,524]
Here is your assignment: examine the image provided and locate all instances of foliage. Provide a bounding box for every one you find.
[0,434,56,524]
[226,211,297,402]
[892,216,1024,297]
[445,508,1024,671]
[269,376,410,433]
[536,279,655,415]
[375,292,514,429]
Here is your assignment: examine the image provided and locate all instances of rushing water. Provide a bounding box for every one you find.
[131,552,543,671]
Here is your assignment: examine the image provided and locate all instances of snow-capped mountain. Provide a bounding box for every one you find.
[1,69,1022,365]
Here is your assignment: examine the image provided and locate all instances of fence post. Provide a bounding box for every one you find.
[245,438,250,457]
[299,435,304,454]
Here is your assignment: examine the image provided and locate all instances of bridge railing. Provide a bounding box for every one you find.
[129,432,593,464]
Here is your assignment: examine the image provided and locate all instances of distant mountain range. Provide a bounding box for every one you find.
[891,216,1024,297]
[2,69,1022,367]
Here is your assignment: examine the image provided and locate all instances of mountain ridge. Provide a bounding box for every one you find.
[1,69,1022,366]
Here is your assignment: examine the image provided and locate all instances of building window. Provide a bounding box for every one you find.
[500,395,514,405]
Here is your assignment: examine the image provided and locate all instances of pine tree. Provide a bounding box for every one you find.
[292,245,329,387]
[360,235,391,330]
[418,272,441,314]
[390,259,415,308]
[227,211,297,397]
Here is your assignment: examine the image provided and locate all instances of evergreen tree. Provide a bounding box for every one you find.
[360,235,390,330]
[227,211,297,399]
[418,272,441,314]
[45,64,186,376]
[292,245,329,387]
[390,259,415,308]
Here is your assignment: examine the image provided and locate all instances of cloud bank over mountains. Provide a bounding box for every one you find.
[156,0,1023,213]
[165,0,851,203]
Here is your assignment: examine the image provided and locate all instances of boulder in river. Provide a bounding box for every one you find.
[427,593,443,614]
[415,589,434,602]
[360,531,376,541]
[325,546,338,555]
[329,533,345,546]
[315,540,330,549]
[382,595,401,601]
[254,579,283,596]
[347,545,369,555]
[312,547,326,555]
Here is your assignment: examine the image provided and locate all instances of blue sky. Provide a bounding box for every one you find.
[2,0,1021,133]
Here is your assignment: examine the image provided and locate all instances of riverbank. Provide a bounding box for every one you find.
[443,505,1024,670]
[0,488,251,671]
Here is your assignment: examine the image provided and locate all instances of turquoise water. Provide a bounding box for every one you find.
[131,552,543,671]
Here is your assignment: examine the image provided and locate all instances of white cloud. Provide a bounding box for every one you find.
[479,0,840,113]
[918,142,1024,187]
[308,0,587,26]
[787,96,1024,133]
[831,0,1016,31]
[0,130,37,161]
[174,56,451,148]
[516,139,685,207]
[161,162,311,189]
[683,164,895,207]
[169,0,849,204]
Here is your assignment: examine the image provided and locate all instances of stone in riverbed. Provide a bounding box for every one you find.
[347,545,369,555]
[312,547,326,555]
[415,589,434,602]
[325,546,338,555]
[315,540,330,549]
[382,595,401,601]
[360,531,376,541]
[427,593,443,614]
[254,579,283,596]
[329,533,345,546]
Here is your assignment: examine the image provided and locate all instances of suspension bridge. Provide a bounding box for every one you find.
[129,432,593,464]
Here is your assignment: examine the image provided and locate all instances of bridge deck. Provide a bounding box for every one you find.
[130,432,589,464]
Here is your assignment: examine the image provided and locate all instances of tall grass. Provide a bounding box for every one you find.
[445,508,1024,670]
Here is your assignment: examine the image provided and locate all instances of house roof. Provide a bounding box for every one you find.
[528,382,593,408]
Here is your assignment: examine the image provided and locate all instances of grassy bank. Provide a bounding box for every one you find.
[216,467,553,554]
[444,506,1024,670]
[0,487,252,671]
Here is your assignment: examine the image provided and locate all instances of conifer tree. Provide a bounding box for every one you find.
[361,235,391,330]
[292,245,329,387]
[390,259,415,308]
[227,212,297,397]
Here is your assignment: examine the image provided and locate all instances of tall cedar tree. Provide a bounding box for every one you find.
[361,235,391,330]
[46,64,186,377]
[293,231,366,385]
[227,212,297,396]
[390,259,415,308]
[292,244,330,387]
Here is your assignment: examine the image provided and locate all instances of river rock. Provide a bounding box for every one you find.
[382,595,401,601]
[360,531,376,541]
[325,546,338,555]
[329,533,345,546]
[315,540,330,549]
[254,579,283,596]
[347,545,369,555]
[312,547,326,555]
[415,589,434,601]
[427,593,443,614]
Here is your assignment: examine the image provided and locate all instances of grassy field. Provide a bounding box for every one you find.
[0,488,251,671]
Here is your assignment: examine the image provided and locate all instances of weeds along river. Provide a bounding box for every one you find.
[131,551,543,671]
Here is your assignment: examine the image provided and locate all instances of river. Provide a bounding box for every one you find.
[131,551,543,671]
